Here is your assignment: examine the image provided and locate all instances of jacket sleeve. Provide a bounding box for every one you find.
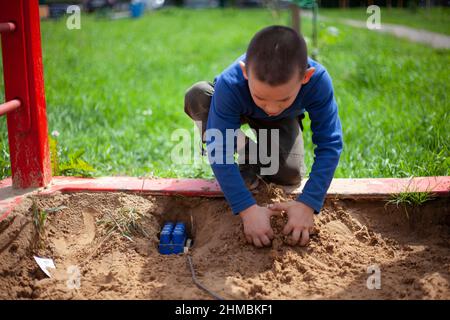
[297,70,343,213]
[206,77,257,214]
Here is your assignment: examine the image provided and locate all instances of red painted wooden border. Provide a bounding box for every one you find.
[0,0,51,188]
[1,176,448,222]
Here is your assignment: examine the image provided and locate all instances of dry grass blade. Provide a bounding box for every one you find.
[97,207,150,240]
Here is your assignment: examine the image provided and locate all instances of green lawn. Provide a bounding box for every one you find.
[320,7,450,35]
[0,8,449,180]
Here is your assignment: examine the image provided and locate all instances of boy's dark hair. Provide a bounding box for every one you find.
[246,25,308,86]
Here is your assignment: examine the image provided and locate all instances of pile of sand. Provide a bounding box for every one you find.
[0,185,449,299]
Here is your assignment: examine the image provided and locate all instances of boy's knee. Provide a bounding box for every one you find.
[184,81,214,119]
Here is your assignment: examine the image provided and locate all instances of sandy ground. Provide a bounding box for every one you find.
[0,185,449,300]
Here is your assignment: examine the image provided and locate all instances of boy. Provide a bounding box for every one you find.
[184,26,343,248]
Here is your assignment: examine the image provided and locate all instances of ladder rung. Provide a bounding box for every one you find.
[0,22,16,33]
[0,99,21,116]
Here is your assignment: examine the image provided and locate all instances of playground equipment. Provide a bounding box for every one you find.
[0,0,51,189]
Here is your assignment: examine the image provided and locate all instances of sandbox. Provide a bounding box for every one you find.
[0,183,449,300]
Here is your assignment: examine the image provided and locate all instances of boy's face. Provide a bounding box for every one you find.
[240,61,315,117]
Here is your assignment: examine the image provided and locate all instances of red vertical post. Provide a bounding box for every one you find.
[0,0,51,188]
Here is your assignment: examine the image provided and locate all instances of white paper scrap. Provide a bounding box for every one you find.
[33,256,56,278]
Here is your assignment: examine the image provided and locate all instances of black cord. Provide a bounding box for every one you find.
[187,255,225,300]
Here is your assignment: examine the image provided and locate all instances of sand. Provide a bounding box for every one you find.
[0,184,449,300]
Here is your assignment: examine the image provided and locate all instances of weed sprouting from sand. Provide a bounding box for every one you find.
[385,178,435,219]
[387,190,434,207]
[32,200,48,249]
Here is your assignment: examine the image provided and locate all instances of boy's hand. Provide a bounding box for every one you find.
[240,204,279,248]
[268,201,315,246]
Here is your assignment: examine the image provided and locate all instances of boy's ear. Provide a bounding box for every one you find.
[301,67,315,85]
[239,61,248,80]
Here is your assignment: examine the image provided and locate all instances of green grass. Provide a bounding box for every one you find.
[386,176,435,207]
[320,7,450,35]
[387,190,434,207]
[0,8,449,180]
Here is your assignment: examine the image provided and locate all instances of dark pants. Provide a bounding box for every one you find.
[184,81,305,186]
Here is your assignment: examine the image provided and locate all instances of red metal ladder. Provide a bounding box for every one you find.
[0,0,51,189]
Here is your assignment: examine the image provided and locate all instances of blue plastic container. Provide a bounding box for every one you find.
[158,221,187,255]
[159,222,174,244]
[130,1,146,18]
[172,223,185,245]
